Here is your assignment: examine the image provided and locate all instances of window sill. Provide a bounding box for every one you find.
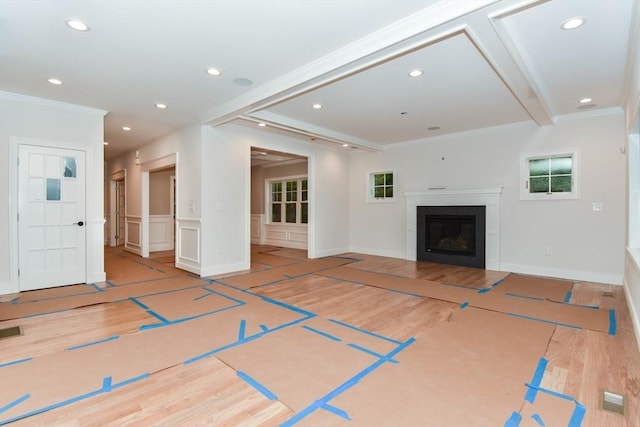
[366,198,396,204]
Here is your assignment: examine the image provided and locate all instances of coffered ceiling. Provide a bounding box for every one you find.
[0,0,636,159]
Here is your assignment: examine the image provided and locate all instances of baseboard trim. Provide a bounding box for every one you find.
[200,261,250,278]
[623,277,640,355]
[499,263,623,285]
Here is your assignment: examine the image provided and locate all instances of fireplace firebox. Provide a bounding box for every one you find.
[416,205,486,268]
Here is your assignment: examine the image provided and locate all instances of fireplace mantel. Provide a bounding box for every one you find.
[404,187,503,271]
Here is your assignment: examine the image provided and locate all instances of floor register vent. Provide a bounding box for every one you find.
[0,325,23,340]
[602,390,625,415]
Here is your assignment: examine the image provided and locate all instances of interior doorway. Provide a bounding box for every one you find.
[108,170,126,247]
[250,147,308,253]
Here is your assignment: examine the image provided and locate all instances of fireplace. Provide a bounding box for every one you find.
[417,205,486,268]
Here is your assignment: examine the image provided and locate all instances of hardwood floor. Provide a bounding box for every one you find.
[0,246,638,426]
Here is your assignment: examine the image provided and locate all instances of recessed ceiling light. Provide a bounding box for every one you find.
[342,143,349,148]
[66,19,90,32]
[312,103,323,109]
[155,103,168,109]
[579,97,593,104]
[561,17,585,30]
[428,126,441,131]
[258,122,266,127]
[47,78,63,85]
[122,126,131,131]
[206,68,221,76]
[400,111,408,115]
[408,69,424,77]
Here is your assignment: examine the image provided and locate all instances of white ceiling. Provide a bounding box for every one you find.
[0,0,636,159]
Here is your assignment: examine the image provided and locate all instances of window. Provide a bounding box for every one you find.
[368,171,395,202]
[269,177,308,224]
[521,151,578,200]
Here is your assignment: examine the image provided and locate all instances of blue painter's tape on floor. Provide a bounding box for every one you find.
[0,393,30,415]
[237,371,277,400]
[531,413,546,427]
[525,357,547,403]
[504,411,522,427]
[507,313,582,330]
[460,302,469,309]
[0,357,32,369]
[67,335,120,351]
[568,402,586,427]
[347,343,398,363]
[506,292,545,301]
[302,325,342,342]
[563,291,572,303]
[238,319,247,341]
[321,403,351,420]
[608,309,616,336]
[328,318,402,345]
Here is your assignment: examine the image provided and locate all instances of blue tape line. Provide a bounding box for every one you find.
[460,302,469,309]
[67,335,120,351]
[0,357,32,369]
[328,318,402,345]
[0,393,30,415]
[281,337,415,426]
[492,278,505,287]
[302,325,342,342]
[102,376,113,392]
[193,288,214,301]
[0,373,149,425]
[505,292,545,301]
[139,301,244,331]
[89,283,105,292]
[105,281,116,287]
[129,297,150,310]
[10,297,19,304]
[321,403,351,420]
[202,286,248,306]
[237,371,277,400]
[526,384,577,403]
[507,313,582,330]
[568,402,586,427]
[239,319,247,341]
[608,309,616,336]
[347,343,398,363]
[504,411,521,427]
[260,324,270,332]
[525,357,547,403]
[250,279,285,289]
[531,413,545,427]
[563,291,572,303]
[478,287,492,294]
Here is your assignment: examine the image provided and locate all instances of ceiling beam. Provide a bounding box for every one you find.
[199,0,499,127]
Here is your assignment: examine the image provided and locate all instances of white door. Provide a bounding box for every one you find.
[18,144,86,291]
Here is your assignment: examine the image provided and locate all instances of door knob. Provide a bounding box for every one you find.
[74,221,84,226]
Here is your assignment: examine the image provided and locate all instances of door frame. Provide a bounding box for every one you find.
[140,152,178,258]
[109,170,126,247]
[9,137,90,294]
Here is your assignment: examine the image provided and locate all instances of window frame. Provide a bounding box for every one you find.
[367,170,396,203]
[266,175,308,225]
[520,150,579,200]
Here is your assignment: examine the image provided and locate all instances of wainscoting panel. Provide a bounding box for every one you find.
[176,218,201,275]
[125,216,141,256]
[149,215,174,252]
[251,214,265,244]
[263,223,308,250]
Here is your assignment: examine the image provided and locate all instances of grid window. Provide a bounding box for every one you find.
[268,177,308,224]
[369,171,395,201]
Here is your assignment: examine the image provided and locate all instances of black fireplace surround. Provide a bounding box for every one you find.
[416,205,486,268]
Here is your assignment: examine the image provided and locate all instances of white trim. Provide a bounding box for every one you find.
[367,170,397,203]
[501,262,623,286]
[0,90,108,116]
[520,150,580,201]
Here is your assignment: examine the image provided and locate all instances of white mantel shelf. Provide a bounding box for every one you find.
[404,186,503,271]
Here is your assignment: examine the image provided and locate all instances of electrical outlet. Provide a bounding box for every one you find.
[545,247,553,256]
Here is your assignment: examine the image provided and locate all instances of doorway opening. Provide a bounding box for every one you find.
[250,147,308,259]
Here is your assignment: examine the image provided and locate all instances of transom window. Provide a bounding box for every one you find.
[521,152,578,200]
[270,177,308,224]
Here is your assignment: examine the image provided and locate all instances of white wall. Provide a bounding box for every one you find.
[349,111,626,284]
[0,92,106,295]
[207,124,350,262]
